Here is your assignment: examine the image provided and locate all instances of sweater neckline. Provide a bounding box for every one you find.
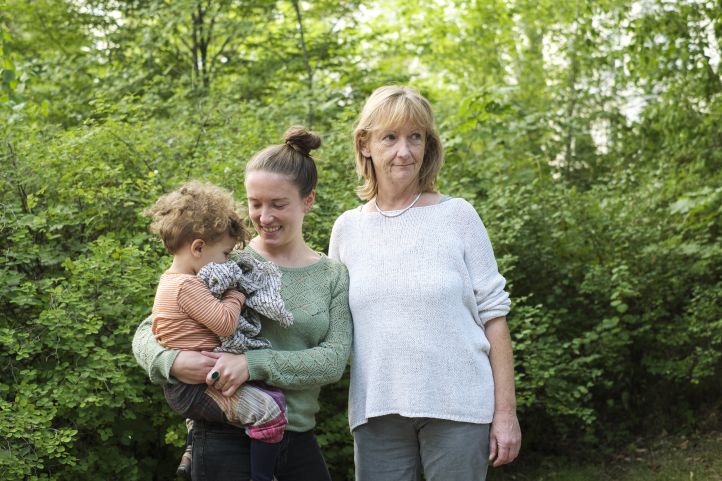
[245,246,327,272]
[357,195,456,215]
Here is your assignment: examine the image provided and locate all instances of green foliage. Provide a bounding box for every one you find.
[317,370,354,481]
[1,0,721,479]
[1,238,169,480]
[487,431,722,481]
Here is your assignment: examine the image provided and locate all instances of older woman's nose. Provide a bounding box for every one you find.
[396,139,411,157]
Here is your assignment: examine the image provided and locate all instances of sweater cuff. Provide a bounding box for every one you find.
[479,307,511,326]
[151,349,181,385]
[246,349,272,382]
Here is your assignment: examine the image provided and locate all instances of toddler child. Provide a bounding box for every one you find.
[144,181,292,481]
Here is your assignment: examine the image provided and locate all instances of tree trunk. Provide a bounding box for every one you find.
[292,0,314,128]
[190,0,211,91]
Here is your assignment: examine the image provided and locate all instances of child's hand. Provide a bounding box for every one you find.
[223,289,246,307]
[203,351,250,396]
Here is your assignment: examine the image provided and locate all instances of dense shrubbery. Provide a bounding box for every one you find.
[2,1,720,480]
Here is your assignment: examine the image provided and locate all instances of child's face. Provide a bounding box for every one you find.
[198,233,237,268]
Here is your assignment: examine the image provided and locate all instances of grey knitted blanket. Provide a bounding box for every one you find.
[197,251,293,354]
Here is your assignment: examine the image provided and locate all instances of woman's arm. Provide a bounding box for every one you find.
[328,214,343,260]
[132,315,179,384]
[132,315,216,385]
[458,200,519,464]
[459,200,511,324]
[245,265,352,390]
[485,316,522,467]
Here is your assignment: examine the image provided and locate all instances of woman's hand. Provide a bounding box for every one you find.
[485,317,522,467]
[169,350,216,384]
[202,351,250,396]
[488,410,521,467]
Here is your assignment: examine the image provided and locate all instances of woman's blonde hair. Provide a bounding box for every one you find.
[144,181,248,254]
[353,85,444,200]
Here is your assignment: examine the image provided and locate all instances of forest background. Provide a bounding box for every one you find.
[1,0,721,480]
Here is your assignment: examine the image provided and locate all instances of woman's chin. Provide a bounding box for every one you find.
[259,229,284,243]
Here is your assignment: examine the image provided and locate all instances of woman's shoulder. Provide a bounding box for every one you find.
[439,195,472,207]
[434,196,480,218]
[319,254,348,276]
[334,204,364,222]
[301,255,349,294]
[435,197,490,235]
[330,205,365,239]
[282,253,348,276]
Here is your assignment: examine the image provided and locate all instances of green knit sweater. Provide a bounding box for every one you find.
[132,249,352,432]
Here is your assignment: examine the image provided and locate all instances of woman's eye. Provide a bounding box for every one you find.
[382,134,396,141]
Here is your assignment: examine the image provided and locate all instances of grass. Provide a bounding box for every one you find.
[487,431,722,481]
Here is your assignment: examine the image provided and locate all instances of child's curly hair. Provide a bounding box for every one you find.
[144,181,248,254]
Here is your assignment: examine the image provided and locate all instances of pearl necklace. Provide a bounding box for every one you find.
[373,192,423,218]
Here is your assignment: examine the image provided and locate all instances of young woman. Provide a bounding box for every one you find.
[133,126,352,481]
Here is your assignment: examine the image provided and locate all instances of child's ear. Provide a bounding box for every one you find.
[190,239,205,258]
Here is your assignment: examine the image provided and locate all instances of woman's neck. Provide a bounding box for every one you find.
[249,237,319,268]
[375,184,422,211]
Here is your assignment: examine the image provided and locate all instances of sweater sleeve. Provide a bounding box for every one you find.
[131,315,179,385]
[245,265,352,390]
[328,214,343,261]
[459,200,511,325]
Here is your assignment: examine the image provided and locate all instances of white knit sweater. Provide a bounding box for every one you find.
[329,197,511,430]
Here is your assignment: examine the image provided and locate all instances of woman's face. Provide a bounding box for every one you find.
[245,170,314,250]
[361,119,426,192]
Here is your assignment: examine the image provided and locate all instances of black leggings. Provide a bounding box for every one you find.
[191,420,332,481]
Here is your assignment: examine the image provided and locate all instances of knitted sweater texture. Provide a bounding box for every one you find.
[328,198,510,430]
[132,248,352,432]
[198,253,294,354]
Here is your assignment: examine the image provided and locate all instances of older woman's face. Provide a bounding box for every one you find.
[361,120,425,191]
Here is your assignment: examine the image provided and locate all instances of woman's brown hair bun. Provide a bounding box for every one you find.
[284,125,322,156]
[246,125,321,197]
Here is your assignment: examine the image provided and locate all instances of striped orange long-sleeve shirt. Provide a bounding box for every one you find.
[151,272,245,351]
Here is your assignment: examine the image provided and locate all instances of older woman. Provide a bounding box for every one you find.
[329,86,521,481]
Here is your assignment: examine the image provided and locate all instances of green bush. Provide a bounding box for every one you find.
[2,1,721,478]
